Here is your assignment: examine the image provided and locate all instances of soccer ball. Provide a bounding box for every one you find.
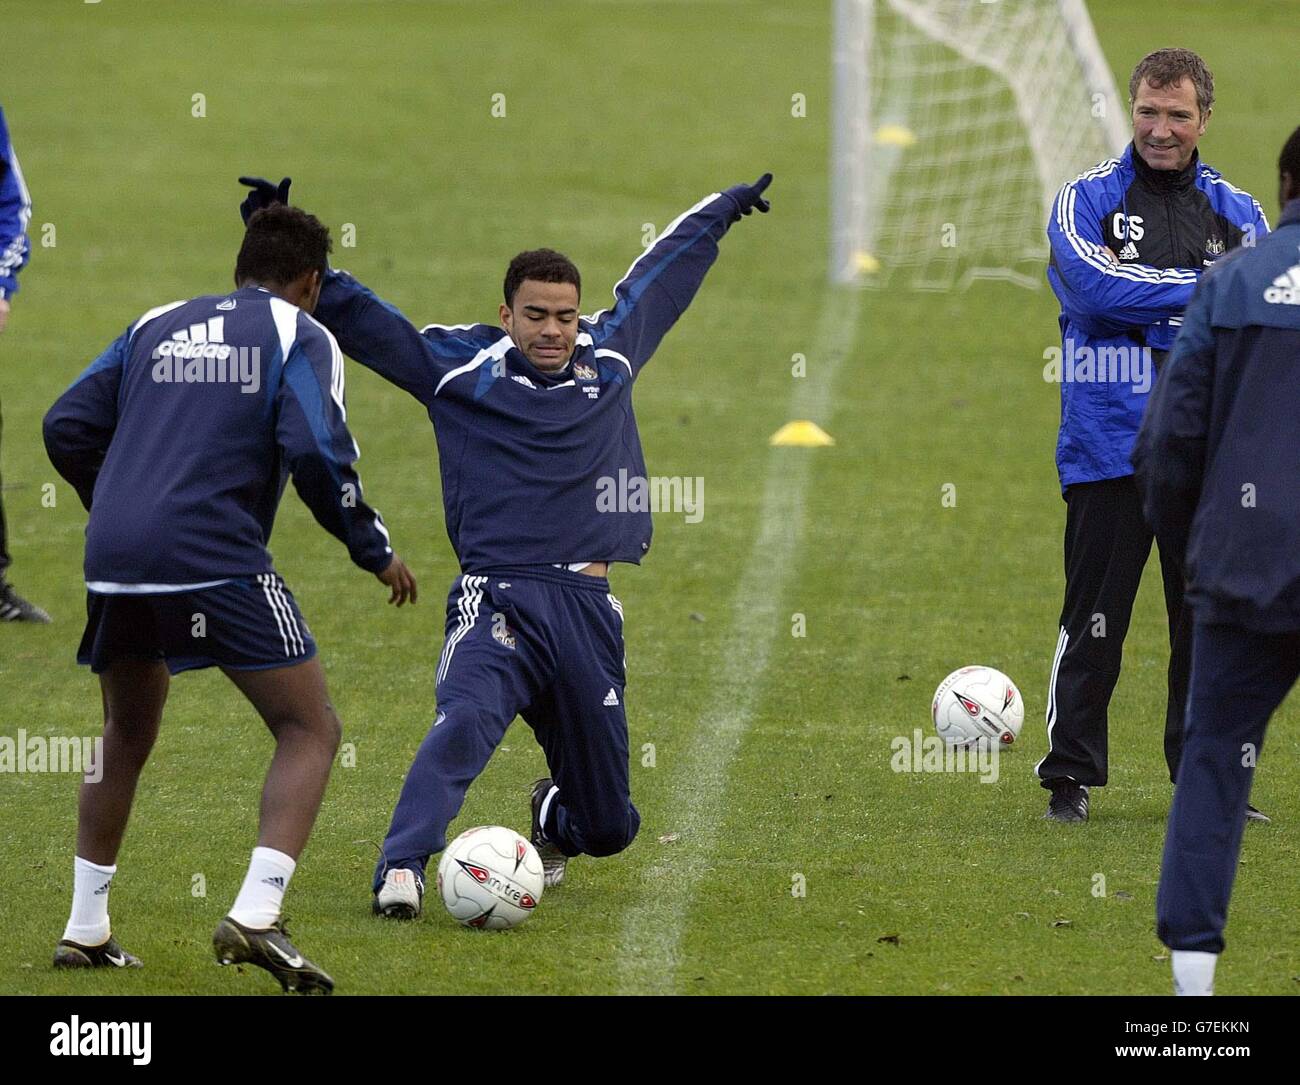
[436,825,545,930]
[932,666,1024,748]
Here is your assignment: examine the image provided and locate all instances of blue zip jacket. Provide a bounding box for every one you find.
[313,189,741,573]
[1047,143,1267,491]
[0,106,32,300]
[1133,199,1300,632]
[44,287,394,587]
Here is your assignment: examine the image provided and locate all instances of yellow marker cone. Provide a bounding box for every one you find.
[875,124,917,147]
[852,250,880,274]
[770,420,835,447]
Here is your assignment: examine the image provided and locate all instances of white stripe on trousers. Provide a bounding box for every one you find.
[1036,626,1070,778]
[437,576,486,685]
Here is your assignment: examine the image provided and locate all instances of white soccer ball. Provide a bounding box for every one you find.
[931,666,1024,748]
[436,825,545,930]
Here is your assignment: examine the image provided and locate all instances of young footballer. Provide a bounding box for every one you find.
[1135,126,1300,995]
[239,173,771,917]
[43,205,416,992]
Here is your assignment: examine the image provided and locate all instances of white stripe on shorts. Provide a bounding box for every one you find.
[259,574,292,657]
[272,577,305,655]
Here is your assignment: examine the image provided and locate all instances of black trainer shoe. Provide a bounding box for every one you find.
[530,777,568,887]
[1044,780,1089,823]
[373,867,424,919]
[213,916,333,994]
[0,582,51,623]
[53,935,142,969]
[1245,804,1271,824]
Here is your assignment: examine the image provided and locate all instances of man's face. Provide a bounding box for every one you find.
[500,279,580,372]
[1132,77,1207,172]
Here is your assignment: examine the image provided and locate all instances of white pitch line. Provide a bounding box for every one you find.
[615,287,862,993]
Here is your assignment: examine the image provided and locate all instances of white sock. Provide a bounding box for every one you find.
[228,847,296,929]
[63,856,116,946]
[1172,950,1217,996]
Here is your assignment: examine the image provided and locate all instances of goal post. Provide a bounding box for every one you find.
[829,0,1129,290]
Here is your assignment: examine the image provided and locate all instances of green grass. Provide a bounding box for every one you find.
[1,0,1296,995]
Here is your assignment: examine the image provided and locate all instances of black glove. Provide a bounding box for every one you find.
[722,173,772,221]
[238,176,292,225]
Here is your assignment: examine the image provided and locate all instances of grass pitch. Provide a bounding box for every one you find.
[0,0,1296,995]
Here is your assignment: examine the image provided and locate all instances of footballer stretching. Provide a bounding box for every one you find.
[239,174,772,916]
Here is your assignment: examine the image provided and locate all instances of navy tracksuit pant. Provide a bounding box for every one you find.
[1157,621,1299,953]
[373,566,640,891]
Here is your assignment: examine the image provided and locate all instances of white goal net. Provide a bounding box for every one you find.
[830,0,1128,290]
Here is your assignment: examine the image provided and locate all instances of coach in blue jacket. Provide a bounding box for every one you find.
[1135,125,1300,996]
[1036,49,1268,822]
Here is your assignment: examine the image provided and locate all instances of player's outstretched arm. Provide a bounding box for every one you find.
[1131,275,1217,564]
[236,175,486,407]
[313,268,494,406]
[1048,179,1199,333]
[43,330,129,510]
[276,319,415,604]
[584,173,772,377]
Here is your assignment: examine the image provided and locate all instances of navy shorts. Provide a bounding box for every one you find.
[77,574,317,675]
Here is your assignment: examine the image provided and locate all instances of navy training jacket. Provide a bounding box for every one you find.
[1133,198,1300,632]
[44,286,394,588]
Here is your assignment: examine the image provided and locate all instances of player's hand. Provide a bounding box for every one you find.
[723,173,773,221]
[238,175,292,225]
[376,554,418,607]
[0,297,9,335]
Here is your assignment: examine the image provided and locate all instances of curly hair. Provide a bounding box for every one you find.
[503,248,581,306]
[234,205,332,288]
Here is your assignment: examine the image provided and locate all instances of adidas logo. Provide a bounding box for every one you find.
[261,875,286,890]
[93,880,112,895]
[1264,264,1300,305]
[511,374,536,388]
[1117,242,1140,261]
[156,316,232,360]
[603,688,620,706]
[151,315,261,393]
